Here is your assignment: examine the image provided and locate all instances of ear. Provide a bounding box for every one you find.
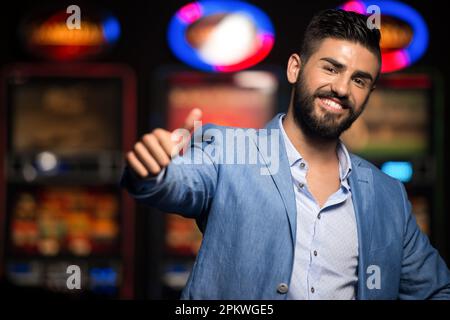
[287,53,302,84]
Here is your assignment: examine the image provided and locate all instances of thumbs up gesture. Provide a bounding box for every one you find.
[126,108,202,179]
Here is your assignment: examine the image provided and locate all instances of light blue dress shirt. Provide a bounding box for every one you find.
[279,115,359,300]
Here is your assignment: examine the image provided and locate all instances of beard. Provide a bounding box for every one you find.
[292,70,369,140]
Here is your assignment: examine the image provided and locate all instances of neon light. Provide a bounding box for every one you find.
[340,0,429,73]
[341,1,366,13]
[26,11,121,60]
[102,15,121,44]
[177,2,203,24]
[168,1,275,72]
[381,161,413,182]
[31,20,104,46]
[215,33,275,72]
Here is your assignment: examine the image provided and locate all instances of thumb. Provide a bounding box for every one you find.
[170,108,203,156]
[182,108,202,132]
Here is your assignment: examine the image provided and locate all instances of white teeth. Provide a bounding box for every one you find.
[321,98,343,110]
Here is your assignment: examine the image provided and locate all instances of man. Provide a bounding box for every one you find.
[121,9,450,299]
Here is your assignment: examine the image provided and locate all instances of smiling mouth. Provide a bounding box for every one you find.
[318,97,348,113]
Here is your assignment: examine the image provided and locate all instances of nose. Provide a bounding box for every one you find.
[330,74,350,98]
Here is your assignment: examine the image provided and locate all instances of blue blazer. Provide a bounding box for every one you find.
[121,114,450,299]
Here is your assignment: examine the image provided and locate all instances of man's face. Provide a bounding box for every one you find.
[290,38,380,139]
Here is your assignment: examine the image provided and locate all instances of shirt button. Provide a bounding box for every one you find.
[277,283,289,294]
[300,162,306,169]
[313,250,318,257]
[311,287,315,294]
[298,182,304,189]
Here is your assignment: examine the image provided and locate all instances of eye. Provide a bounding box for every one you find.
[324,66,337,74]
[353,78,366,87]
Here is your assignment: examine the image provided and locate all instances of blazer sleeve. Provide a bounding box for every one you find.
[398,181,450,299]
[120,124,219,219]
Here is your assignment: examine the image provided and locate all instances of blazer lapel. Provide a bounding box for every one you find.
[349,155,375,300]
[253,114,298,245]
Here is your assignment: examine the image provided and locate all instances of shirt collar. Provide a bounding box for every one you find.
[279,114,303,167]
[278,114,352,182]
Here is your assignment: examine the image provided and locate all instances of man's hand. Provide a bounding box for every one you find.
[126,108,202,179]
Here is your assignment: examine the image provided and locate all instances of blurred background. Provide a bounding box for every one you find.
[0,0,449,299]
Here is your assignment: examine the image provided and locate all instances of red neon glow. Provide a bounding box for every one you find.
[215,33,274,72]
[381,50,409,73]
[177,2,203,24]
[379,74,431,89]
[341,1,366,13]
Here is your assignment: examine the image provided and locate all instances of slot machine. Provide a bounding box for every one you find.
[0,63,137,298]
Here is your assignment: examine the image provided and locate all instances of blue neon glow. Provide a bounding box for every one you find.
[9,263,31,273]
[90,267,117,284]
[340,0,429,72]
[102,15,121,43]
[167,1,275,72]
[381,161,413,182]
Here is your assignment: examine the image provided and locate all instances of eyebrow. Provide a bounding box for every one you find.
[320,57,374,83]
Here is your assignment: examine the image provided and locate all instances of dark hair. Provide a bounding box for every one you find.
[300,9,381,71]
